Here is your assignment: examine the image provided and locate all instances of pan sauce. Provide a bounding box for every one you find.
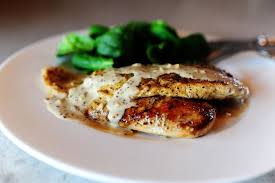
[48,63,245,127]
[46,97,248,137]
[44,64,249,137]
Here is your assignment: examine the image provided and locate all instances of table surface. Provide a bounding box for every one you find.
[0,0,275,182]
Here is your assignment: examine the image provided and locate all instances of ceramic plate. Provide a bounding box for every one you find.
[0,32,275,183]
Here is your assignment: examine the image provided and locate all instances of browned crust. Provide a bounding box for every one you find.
[119,97,216,138]
[137,73,248,99]
[43,66,249,100]
[42,67,84,93]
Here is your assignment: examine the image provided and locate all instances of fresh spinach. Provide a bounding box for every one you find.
[56,20,211,72]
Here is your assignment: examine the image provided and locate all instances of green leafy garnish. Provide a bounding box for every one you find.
[72,53,113,71]
[57,33,95,56]
[150,19,179,43]
[56,20,211,72]
[89,25,109,38]
[95,26,126,58]
[146,42,174,63]
[178,33,210,63]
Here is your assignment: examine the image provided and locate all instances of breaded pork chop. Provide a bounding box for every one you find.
[119,97,216,138]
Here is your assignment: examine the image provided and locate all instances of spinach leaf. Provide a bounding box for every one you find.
[56,20,211,72]
[89,25,109,38]
[72,53,113,71]
[150,20,180,44]
[57,33,95,56]
[95,26,126,58]
[123,21,151,61]
[146,42,178,64]
[177,33,210,63]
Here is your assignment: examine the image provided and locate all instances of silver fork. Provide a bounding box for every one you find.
[207,34,275,63]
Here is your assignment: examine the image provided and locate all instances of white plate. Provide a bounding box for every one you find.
[0,32,275,183]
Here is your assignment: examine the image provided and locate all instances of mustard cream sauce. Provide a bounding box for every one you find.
[46,64,239,126]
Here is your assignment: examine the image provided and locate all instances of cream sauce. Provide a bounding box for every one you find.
[47,64,243,126]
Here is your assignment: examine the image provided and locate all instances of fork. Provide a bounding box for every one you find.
[207,34,275,63]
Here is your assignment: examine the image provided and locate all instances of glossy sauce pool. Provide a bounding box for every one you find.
[211,99,249,132]
[210,76,252,133]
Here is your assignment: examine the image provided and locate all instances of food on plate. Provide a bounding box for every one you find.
[42,64,249,138]
[42,20,249,138]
